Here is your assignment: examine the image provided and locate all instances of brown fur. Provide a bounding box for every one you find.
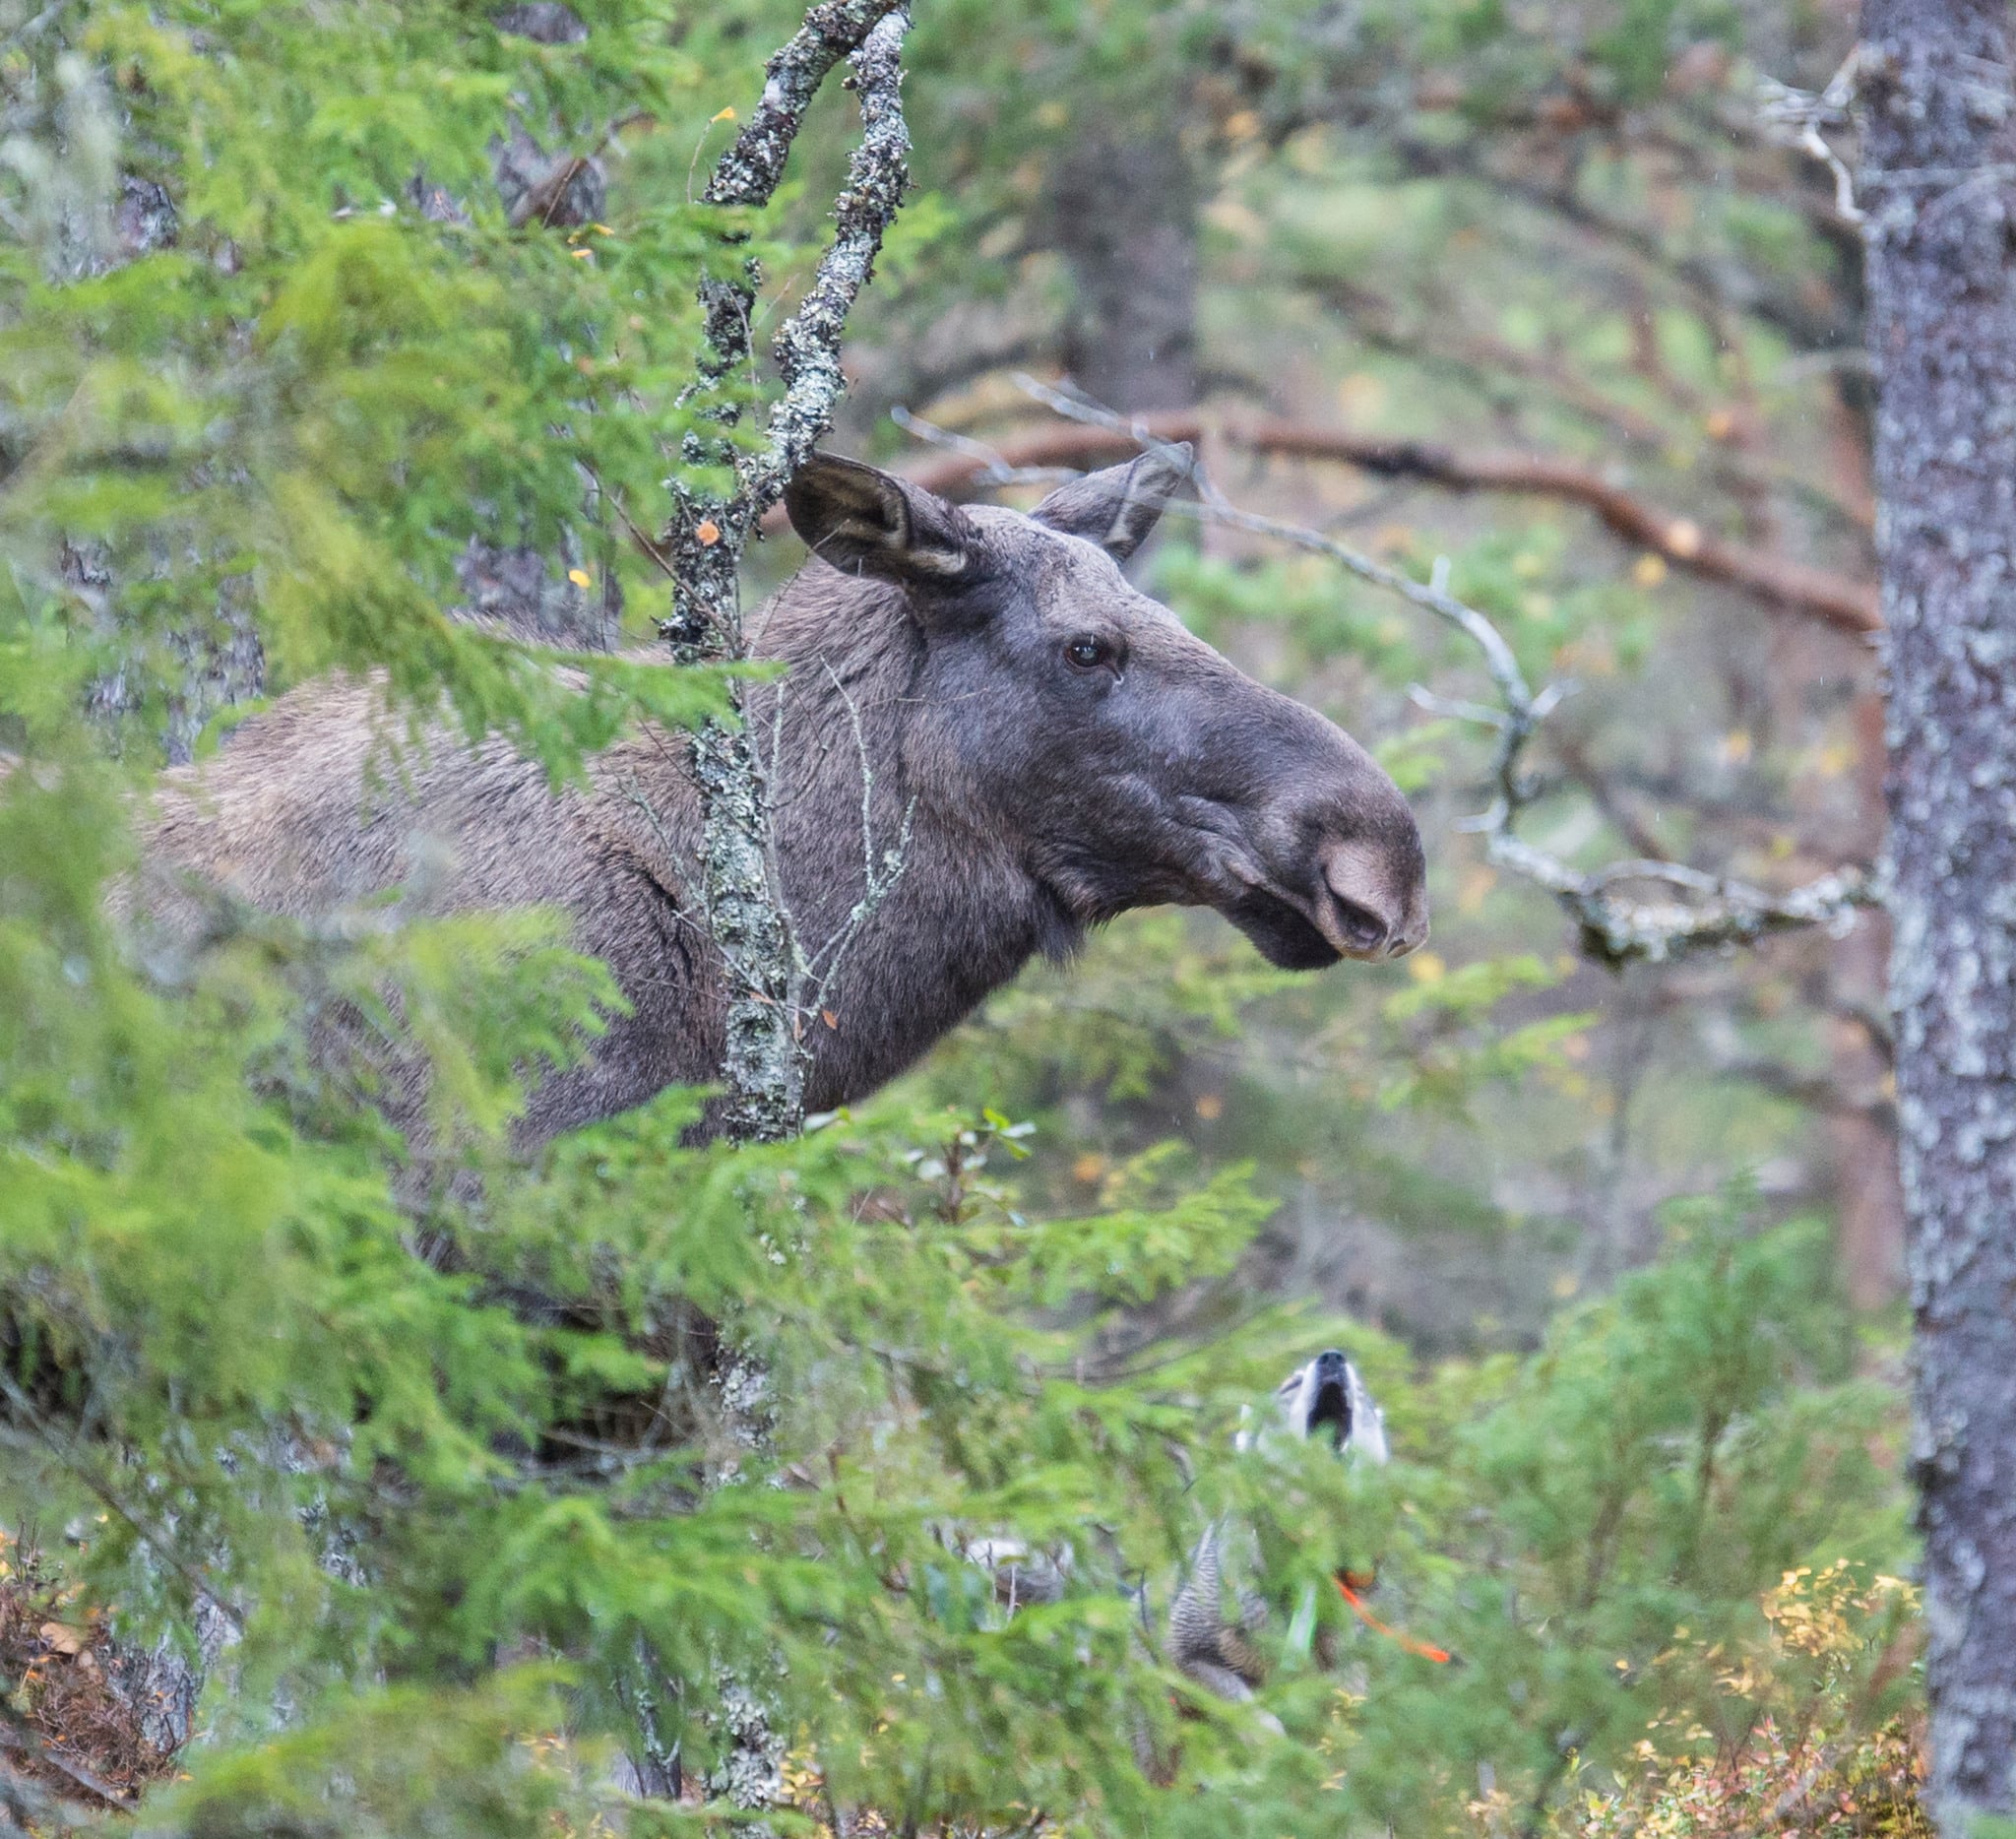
[137,454,1427,1146]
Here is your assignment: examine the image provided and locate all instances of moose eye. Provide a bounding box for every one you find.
[1064,634,1113,670]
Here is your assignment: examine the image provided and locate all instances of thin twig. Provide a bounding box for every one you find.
[799,661,917,1021]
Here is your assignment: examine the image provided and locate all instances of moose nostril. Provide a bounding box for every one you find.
[1316,835,1421,960]
[1329,893,1394,955]
[1387,910,1430,960]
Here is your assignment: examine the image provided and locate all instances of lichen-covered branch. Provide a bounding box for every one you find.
[747,10,912,509]
[619,8,912,1812]
[913,381,1877,972]
[700,0,905,214]
[661,6,912,1147]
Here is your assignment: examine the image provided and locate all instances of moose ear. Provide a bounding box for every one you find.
[1030,445,1191,560]
[785,454,976,582]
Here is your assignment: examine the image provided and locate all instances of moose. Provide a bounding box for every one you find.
[138,449,1428,1144]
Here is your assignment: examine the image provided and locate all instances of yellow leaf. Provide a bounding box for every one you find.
[567,568,593,589]
[712,106,737,124]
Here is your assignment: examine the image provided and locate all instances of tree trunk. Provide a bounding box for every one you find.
[1048,125,1199,412]
[1858,6,2016,1828]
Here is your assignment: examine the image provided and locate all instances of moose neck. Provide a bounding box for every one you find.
[745,572,1069,1112]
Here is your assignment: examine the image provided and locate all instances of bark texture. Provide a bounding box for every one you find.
[1858,4,2016,1827]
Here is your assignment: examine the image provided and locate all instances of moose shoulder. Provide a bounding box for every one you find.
[140,452,1427,1144]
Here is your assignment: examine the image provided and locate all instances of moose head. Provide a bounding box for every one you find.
[783,449,1429,972]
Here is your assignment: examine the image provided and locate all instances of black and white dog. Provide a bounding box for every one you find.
[1166,1348,1389,1708]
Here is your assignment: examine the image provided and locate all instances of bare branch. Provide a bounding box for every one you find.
[877,407,1881,636]
[800,660,917,1023]
[1758,47,1872,226]
[887,405,1079,489]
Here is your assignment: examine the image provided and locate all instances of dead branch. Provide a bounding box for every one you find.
[877,412,1879,636]
[1757,48,1870,226]
[915,383,1878,972]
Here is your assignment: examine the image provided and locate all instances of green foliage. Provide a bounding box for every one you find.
[1286,1204,1905,1831]
[1378,953,1594,1114]
[0,0,1915,1833]
[2,0,764,771]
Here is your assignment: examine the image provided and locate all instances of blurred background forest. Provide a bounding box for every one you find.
[829,0,1895,1344]
[0,0,1924,1835]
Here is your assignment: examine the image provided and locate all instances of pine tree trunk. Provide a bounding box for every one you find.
[1858,5,2016,1827]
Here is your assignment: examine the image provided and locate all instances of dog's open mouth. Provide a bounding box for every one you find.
[1308,1372,1352,1447]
